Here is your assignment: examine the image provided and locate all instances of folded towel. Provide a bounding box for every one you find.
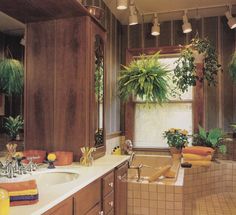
[182,153,212,161]
[10,199,38,207]
[182,146,214,156]
[10,194,38,202]
[9,189,38,197]
[186,160,211,167]
[0,180,37,192]
[148,165,171,182]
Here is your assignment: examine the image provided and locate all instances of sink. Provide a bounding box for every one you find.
[31,171,79,187]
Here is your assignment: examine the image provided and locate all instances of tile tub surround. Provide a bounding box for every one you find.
[0,155,129,215]
[127,159,236,215]
[106,135,125,154]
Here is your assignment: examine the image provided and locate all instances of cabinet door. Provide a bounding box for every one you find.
[43,197,73,215]
[74,179,101,215]
[86,203,102,215]
[115,162,128,215]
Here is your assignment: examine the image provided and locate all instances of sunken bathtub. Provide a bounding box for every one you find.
[127,154,184,215]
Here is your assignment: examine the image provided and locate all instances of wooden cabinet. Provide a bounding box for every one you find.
[43,197,73,215]
[25,16,106,160]
[115,162,128,215]
[74,179,101,215]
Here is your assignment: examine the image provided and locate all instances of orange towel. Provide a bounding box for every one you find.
[0,180,37,192]
[182,153,212,161]
[182,146,214,156]
[10,199,38,207]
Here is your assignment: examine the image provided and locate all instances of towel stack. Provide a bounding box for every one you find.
[0,180,39,206]
[182,146,214,167]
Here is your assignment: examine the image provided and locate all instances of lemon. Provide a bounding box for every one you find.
[47,153,56,161]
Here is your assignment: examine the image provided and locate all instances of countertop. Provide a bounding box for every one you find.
[0,155,129,215]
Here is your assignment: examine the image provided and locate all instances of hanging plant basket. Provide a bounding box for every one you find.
[118,52,172,104]
[173,37,221,93]
[0,58,24,96]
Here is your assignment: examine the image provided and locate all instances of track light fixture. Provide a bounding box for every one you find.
[182,10,192,34]
[151,13,160,36]
[225,5,236,29]
[129,2,138,25]
[116,0,128,10]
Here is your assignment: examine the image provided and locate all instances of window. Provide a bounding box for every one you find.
[133,56,193,148]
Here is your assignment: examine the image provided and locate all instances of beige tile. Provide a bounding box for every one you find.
[149,192,158,200]
[175,194,183,202]
[149,183,157,192]
[133,206,141,215]
[149,200,158,208]
[166,209,174,215]
[141,207,149,215]
[134,199,141,207]
[133,191,141,199]
[141,191,149,200]
[157,192,165,201]
[165,201,174,210]
[174,201,183,210]
[158,185,165,193]
[175,186,183,194]
[141,183,149,192]
[149,207,157,214]
[141,199,149,207]
[158,200,165,209]
[166,193,174,201]
[166,185,174,193]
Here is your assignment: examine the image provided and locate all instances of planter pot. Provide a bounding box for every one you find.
[192,50,205,64]
[169,147,182,160]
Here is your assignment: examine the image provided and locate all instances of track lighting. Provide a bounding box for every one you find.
[225,5,236,29]
[116,0,128,10]
[129,4,138,25]
[151,13,160,36]
[182,10,192,34]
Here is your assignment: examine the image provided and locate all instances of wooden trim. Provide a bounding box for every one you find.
[133,147,170,153]
[106,131,122,140]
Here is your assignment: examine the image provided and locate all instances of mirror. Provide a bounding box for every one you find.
[94,35,104,148]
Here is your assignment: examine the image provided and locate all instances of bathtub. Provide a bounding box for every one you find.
[128,154,180,183]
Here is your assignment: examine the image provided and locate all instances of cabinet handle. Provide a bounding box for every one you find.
[99,211,104,215]
[117,175,122,180]
[109,201,114,207]
[109,182,113,187]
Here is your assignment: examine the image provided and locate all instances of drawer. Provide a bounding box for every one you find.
[103,191,114,215]
[86,203,101,215]
[102,171,114,197]
[107,209,114,215]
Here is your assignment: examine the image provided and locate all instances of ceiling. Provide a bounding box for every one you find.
[0,11,24,35]
[103,0,236,24]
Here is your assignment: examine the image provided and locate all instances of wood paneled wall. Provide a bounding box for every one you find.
[121,17,236,132]
[84,0,122,136]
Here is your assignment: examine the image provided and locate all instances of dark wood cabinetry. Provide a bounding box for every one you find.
[115,162,128,215]
[25,15,106,160]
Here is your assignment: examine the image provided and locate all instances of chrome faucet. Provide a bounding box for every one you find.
[128,152,135,168]
[129,163,143,182]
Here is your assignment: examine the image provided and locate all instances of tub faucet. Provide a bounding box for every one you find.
[128,152,135,168]
[129,164,143,182]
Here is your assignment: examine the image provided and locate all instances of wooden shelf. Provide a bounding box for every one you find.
[0,0,90,23]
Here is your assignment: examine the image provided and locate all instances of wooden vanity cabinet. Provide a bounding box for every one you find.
[43,197,73,215]
[114,161,128,215]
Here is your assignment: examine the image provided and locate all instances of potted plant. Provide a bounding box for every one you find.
[173,36,221,93]
[0,58,24,96]
[229,52,236,81]
[118,52,171,104]
[4,115,24,160]
[163,128,189,155]
[193,125,226,156]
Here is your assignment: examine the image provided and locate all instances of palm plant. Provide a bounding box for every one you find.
[118,52,171,104]
[4,115,24,140]
[193,125,226,154]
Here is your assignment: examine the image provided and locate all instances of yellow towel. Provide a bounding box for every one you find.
[187,160,211,167]
[9,189,38,197]
[148,165,171,182]
[183,153,212,161]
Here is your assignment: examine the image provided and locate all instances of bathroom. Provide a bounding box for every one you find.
[0,0,236,215]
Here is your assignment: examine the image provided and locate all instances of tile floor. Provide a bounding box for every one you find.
[193,192,236,215]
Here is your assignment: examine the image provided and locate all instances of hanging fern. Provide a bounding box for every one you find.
[118,52,171,104]
[0,58,24,95]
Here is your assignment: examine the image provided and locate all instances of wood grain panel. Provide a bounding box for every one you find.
[25,21,55,151]
[143,23,157,48]
[204,17,219,130]
[189,18,202,40]
[221,16,234,131]
[54,17,90,161]
[159,21,171,46]
[173,20,186,46]
[0,0,89,23]
[129,24,142,49]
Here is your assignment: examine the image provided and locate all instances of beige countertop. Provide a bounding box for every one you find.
[0,155,129,215]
